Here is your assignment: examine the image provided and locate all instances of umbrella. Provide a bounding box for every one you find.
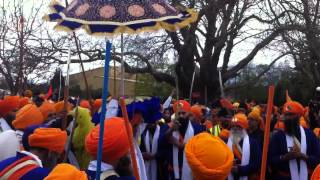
[44,1,197,179]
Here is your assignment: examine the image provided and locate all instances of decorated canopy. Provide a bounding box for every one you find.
[44,0,198,36]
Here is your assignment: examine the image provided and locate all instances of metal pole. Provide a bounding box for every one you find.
[58,69,62,101]
[96,41,112,180]
[113,47,117,97]
[189,65,196,104]
[120,34,125,97]
[219,69,225,98]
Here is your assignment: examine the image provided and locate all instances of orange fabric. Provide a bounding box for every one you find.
[19,97,30,109]
[232,144,242,161]
[80,100,91,109]
[0,156,34,178]
[54,101,72,113]
[85,117,130,164]
[185,133,233,180]
[299,117,309,129]
[313,128,320,138]
[0,96,20,117]
[274,120,285,131]
[219,129,230,140]
[23,90,33,98]
[248,108,262,124]
[204,120,213,129]
[173,100,191,113]
[29,128,67,153]
[283,101,304,117]
[311,164,320,180]
[39,101,56,120]
[12,104,44,130]
[220,99,234,110]
[44,163,87,180]
[232,113,248,129]
[93,99,102,112]
[191,105,203,123]
[8,163,38,180]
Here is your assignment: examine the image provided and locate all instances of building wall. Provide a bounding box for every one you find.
[69,66,137,97]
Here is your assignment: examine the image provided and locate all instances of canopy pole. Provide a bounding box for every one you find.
[119,97,140,180]
[120,34,125,97]
[260,86,275,180]
[62,39,72,130]
[219,69,225,98]
[96,41,112,180]
[189,65,196,104]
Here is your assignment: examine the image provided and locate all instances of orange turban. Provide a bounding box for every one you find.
[29,128,67,153]
[311,164,320,180]
[173,100,191,113]
[12,104,44,130]
[39,101,56,120]
[54,101,72,113]
[274,120,285,131]
[313,128,320,138]
[219,129,230,140]
[44,163,87,180]
[0,96,20,117]
[93,99,102,112]
[232,113,248,129]
[220,99,234,110]
[23,90,33,98]
[191,105,203,122]
[19,97,30,109]
[185,133,233,180]
[80,100,91,109]
[248,108,262,124]
[85,117,130,164]
[283,101,304,117]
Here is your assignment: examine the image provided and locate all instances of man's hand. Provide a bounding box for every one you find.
[231,165,239,174]
[281,151,300,161]
[142,153,154,161]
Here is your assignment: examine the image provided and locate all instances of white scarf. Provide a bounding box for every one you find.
[285,126,308,180]
[20,151,43,168]
[172,121,194,180]
[144,125,160,180]
[227,131,250,180]
[134,140,148,180]
[0,118,11,133]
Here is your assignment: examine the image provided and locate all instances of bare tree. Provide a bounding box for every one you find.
[265,0,320,87]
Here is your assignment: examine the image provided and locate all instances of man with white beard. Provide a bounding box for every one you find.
[227,113,261,180]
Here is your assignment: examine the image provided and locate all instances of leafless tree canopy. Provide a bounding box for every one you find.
[1,0,319,98]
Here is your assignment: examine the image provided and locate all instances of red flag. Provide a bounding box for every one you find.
[45,85,53,100]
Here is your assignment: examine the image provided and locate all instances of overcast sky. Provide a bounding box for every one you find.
[19,0,289,78]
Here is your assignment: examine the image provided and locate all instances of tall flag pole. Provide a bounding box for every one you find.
[260,86,275,180]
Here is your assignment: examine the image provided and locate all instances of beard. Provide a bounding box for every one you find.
[231,129,245,144]
[178,117,188,133]
[284,117,299,136]
[115,155,132,177]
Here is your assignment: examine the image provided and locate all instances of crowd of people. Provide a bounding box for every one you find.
[0,88,320,180]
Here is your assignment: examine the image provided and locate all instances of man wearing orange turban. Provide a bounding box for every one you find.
[19,97,30,109]
[269,101,320,180]
[45,163,88,180]
[85,117,134,179]
[190,105,203,124]
[248,108,264,149]
[0,127,67,179]
[0,96,20,131]
[185,133,233,180]
[39,101,56,121]
[227,113,261,180]
[80,100,91,110]
[12,104,44,130]
[158,100,205,180]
